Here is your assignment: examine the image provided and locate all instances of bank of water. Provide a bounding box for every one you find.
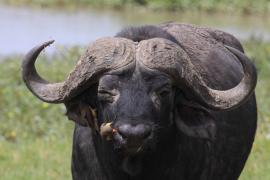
[0,4,269,56]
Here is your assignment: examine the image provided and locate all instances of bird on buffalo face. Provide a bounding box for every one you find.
[22,22,257,180]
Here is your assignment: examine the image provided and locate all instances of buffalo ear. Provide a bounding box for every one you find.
[65,101,99,131]
[174,98,216,140]
[64,87,99,132]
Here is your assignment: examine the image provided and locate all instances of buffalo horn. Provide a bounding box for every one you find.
[137,38,257,111]
[22,38,135,103]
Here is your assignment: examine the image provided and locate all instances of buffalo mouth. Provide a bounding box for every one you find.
[123,142,145,154]
[115,139,149,155]
[111,131,153,155]
[119,146,142,155]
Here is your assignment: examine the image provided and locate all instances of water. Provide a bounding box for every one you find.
[0,4,269,56]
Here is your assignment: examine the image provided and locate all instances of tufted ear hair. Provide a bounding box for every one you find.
[174,91,216,140]
[64,86,99,132]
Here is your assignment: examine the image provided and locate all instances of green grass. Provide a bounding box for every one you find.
[239,39,270,180]
[0,47,80,179]
[2,0,270,14]
[0,40,270,179]
[0,137,72,180]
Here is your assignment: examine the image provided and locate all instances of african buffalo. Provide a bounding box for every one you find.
[22,22,257,180]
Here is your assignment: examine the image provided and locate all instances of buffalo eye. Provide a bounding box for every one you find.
[156,84,171,98]
[98,89,118,104]
[158,89,171,97]
[151,85,172,109]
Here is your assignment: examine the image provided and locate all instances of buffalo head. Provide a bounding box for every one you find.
[22,35,256,175]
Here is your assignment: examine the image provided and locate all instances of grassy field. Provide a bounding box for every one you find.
[0,48,79,179]
[2,0,270,14]
[0,40,270,179]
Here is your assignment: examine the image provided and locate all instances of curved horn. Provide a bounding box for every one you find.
[22,40,65,103]
[201,45,257,110]
[137,38,257,111]
[22,38,135,103]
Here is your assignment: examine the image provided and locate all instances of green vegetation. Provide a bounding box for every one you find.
[0,40,270,179]
[0,47,80,179]
[3,0,270,14]
[239,39,270,180]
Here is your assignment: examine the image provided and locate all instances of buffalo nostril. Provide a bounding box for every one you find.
[138,125,151,139]
[141,128,151,139]
[117,124,151,140]
[117,124,131,138]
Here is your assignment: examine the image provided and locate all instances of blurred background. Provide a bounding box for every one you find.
[0,0,269,179]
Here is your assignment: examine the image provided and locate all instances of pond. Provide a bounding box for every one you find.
[0,4,269,57]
